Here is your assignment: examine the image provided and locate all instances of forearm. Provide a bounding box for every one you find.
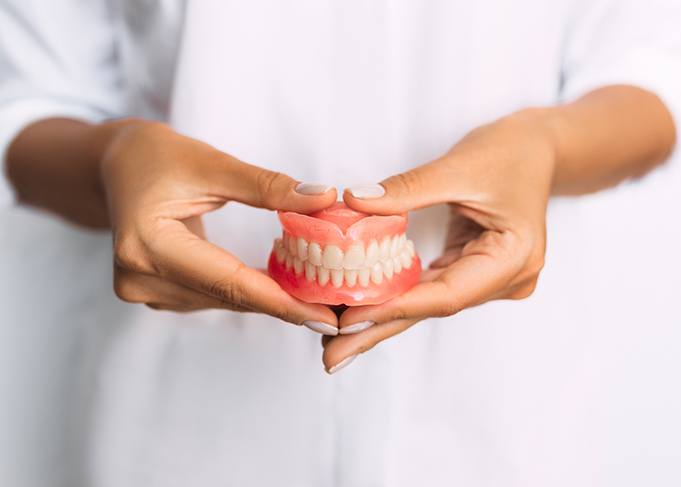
[5,117,141,228]
[540,85,676,195]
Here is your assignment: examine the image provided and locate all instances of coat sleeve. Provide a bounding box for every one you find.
[0,0,124,207]
[560,0,681,160]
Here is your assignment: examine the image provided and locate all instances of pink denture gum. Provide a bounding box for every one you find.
[268,202,421,306]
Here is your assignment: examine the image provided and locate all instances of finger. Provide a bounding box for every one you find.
[322,318,417,373]
[210,155,337,213]
[339,230,524,327]
[114,266,251,312]
[343,157,471,215]
[147,219,338,327]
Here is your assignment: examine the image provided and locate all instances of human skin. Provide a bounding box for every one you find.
[5,85,676,372]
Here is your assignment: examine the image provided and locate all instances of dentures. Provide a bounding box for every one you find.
[268,202,421,305]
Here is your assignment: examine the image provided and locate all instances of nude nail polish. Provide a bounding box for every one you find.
[339,320,375,335]
[327,354,358,374]
[347,183,385,199]
[302,320,339,336]
[295,182,333,195]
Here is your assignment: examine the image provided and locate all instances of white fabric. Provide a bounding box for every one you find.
[1,1,681,486]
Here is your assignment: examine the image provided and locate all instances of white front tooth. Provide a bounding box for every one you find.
[293,258,303,276]
[343,243,365,269]
[390,235,400,257]
[287,235,297,257]
[359,268,371,287]
[400,251,412,269]
[399,234,406,250]
[406,240,415,258]
[296,237,308,260]
[365,239,379,266]
[274,239,286,263]
[393,256,402,274]
[383,259,394,279]
[331,269,344,288]
[305,262,316,281]
[322,245,344,270]
[308,242,322,266]
[371,262,384,284]
[345,269,357,287]
[318,266,330,286]
[379,237,391,261]
[285,254,293,270]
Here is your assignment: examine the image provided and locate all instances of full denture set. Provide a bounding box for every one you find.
[268,202,421,306]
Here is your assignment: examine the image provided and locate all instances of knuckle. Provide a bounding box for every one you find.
[113,274,145,303]
[256,171,290,209]
[113,232,151,273]
[386,171,419,199]
[205,266,248,308]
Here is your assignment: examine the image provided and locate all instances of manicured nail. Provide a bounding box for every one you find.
[302,320,338,336]
[339,320,375,335]
[295,182,333,195]
[327,354,358,374]
[347,183,385,199]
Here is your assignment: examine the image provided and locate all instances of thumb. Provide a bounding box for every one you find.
[213,155,337,214]
[343,158,458,215]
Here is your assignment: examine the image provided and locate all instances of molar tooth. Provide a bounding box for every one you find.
[331,269,344,288]
[393,256,402,274]
[390,235,400,257]
[371,262,384,284]
[359,268,371,287]
[383,259,394,279]
[400,251,412,269]
[305,262,316,281]
[287,235,297,257]
[365,239,379,266]
[308,242,322,266]
[345,270,357,287]
[379,237,391,261]
[343,243,365,269]
[285,254,293,270]
[293,258,303,276]
[406,240,415,258]
[322,245,344,270]
[274,239,286,263]
[296,237,308,260]
[317,266,330,286]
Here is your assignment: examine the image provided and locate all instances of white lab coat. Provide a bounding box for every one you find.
[2,1,681,486]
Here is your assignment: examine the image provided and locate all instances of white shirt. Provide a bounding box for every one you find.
[2,1,681,486]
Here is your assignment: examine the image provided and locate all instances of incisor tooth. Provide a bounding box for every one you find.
[331,269,344,288]
[383,259,394,279]
[359,268,371,287]
[390,235,400,257]
[297,237,308,260]
[399,234,406,249]
[343,244,365,269]
[317,266,330,286]
[371,262,384,284]
[406,240,415,258]
[400,251,412,269]
[365,240,379,266]
[379,237,391,261]
[345,270,357,287]
[393,256,402,274]
[308,242,322,266]
[323,245,344,270]
[293,258,303,276]
[287,235,297,257]
[305,262,316,281]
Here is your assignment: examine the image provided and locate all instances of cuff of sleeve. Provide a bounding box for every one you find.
[0,98,107,207]
[560,48,681,163]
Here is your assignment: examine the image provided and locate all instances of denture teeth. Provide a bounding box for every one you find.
[285,254,293,270]
[393,256,402,274]
[365,239,379,267]
[287,234,297,257]
[322,245,344,270]
[305,261,316,281]
[400,250,412,269]
[317,266,330,286]
[371,262,384,284]
[399,234,406,249]
[331,269,344,288]
[293,257,303,276]
[359,268,371,287]
[406,240,415,258]
[345,269,358,287]
[274,239,286,263]
[379,237,391,261]
[343,244,365,270]
[390,235,400,257]
[297,237,308,260]
[308,242,323,266]
[383,259,394,279]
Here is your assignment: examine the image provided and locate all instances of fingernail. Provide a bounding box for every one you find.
[347,183,385,199]
[327,354,358,374]
[295,182,333,195]
[302,320,338,336]
[339,320,375,335]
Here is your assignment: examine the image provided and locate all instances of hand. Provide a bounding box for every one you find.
[322,110,556,372]
[100,119,339,328]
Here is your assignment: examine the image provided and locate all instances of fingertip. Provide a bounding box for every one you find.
[286,183,337,214]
